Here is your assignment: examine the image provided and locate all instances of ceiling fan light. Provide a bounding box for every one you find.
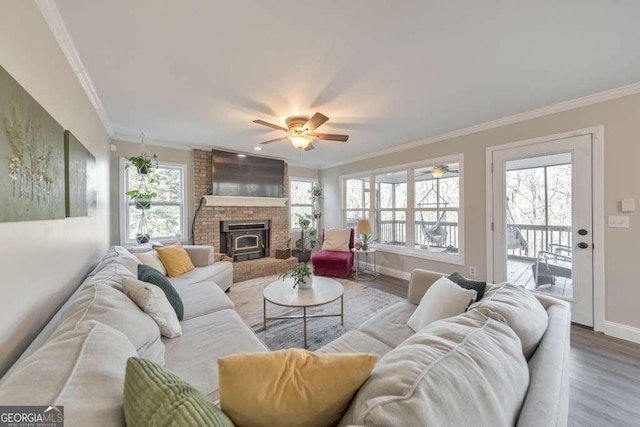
[290,134,313,149]
[431,166,446,178]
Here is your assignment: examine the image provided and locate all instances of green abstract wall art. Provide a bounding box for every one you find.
[64,130,96,217]
[0,65,65,222]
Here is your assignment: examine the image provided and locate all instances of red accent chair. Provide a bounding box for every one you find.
[311,228,355,279]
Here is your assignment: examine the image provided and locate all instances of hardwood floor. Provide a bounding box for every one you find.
[367,274,640,427]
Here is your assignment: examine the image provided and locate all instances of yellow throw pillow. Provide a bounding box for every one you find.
[154,243,195,278]
[218,348,378,427]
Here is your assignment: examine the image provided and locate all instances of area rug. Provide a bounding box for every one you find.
[228,275,404,351]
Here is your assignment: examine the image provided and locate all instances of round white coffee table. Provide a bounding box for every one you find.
[263,276,344,348]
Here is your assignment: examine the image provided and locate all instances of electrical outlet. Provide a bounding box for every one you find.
[469,266,477,276]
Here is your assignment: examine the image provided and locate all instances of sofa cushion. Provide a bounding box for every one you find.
[469,282,549,359]
[155,243,195,277]
[92,245,141,276]
[168,261,233,291]
[124,357,234,427]
[122,277,182,338]
[448,271,487,300]
[406,276,477,332]
[0,321,136,427]
[321,228,351,252]
[138,264,184,320]
[340,310,529,427]
[85,262,136,291]
[162,309,268,401]
[133,250,167,276]
[358,302,416,348]
[173,280,235,320]
[312,249,353,265]
[51,283,165,364]
[218,349,378,427]
[316,330,392,358]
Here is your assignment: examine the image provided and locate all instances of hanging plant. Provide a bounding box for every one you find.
[309,185,323,200]
[126,153,158,175]
[126,190,157,209]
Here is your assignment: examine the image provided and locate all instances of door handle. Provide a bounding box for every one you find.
[577,242,589,249]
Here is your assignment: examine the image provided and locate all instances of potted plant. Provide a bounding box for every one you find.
[276,239,292,260]
[126,190,158,209]
[292,213,317,262]
[126,153,158,175]
[279,262,314,289]
[309,185,323,219]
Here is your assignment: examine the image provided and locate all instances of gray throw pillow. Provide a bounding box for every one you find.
[138,264,184,320]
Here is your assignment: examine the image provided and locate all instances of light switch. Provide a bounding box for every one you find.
[621,199,635,212]
[608,216,630,228]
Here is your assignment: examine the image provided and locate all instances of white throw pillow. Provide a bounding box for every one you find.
[407,276,477,332]
[469,282,549,359]
[134,251,167,275]
[122,276,183,338]
[322,228,351,252]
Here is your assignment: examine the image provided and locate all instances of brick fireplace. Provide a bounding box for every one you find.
[192,149,291,261]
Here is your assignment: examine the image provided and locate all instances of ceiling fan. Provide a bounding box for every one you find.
[253,112,349,151]
[422,165,460,178]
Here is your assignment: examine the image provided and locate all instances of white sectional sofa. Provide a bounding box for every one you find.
[0,248,571,427]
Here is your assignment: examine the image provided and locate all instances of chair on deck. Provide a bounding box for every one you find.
[532,244,572,294]
[311,228,355,279]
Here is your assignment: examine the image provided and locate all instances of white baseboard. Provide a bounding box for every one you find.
[355,261,411,281]
[602,321,640,345]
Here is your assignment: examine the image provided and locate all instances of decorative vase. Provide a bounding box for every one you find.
[135,199,151,210]
[291,249,311,263]
[298,275,313,290]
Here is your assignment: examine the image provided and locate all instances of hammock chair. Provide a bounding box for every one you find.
[418,188,449,245]
[506,201,528,254]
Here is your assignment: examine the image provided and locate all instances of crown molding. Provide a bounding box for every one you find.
[322,81,640,170]
[36,0,114,136]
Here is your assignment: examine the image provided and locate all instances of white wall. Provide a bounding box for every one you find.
[321,92,640,333]
[0,1,111,376]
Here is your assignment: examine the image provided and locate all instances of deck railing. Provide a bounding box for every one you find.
[507,224,572,260]
[345,220,571,257]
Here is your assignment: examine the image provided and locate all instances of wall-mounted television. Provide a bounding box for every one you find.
[211,149,285,198]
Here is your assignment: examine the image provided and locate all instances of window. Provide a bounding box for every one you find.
[375,171,407,246]
[122,160,186,244]
[290,178,315,230]
[344,178,370,228]
[341,156,463,264]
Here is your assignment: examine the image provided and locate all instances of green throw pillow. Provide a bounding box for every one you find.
[138,264,184,320]
[448,272,487,301]
[124,357,234,427]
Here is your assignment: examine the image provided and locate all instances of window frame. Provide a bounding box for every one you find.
[289,176,317,232]
[341,154,465,265]
[119,157,188,245]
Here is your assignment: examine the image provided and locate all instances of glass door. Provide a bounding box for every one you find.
[491,134,593,326]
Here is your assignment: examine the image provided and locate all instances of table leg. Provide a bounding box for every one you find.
[263,297,266,329]
[355,253,360,281]
[303,307,307,348]
[341,295,344,326]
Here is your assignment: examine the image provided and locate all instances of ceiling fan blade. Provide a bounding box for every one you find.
[313,132,349,142]
[304,112,329,131]
[304,143,315,151]
[253,119,287,132]
[260,136,289,145]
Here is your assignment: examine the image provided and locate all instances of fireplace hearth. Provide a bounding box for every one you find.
[220,220,270,262]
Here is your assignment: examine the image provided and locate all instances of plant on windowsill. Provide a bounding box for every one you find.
[126,190,158,210]
[279,262,313,289]
[292,213,317,262]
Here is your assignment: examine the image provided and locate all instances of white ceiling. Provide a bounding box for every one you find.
[54,0,640,168]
